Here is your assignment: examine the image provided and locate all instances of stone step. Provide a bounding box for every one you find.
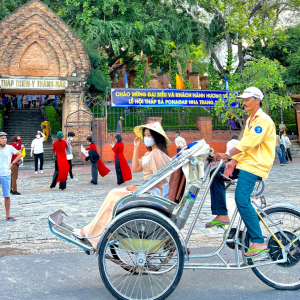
[288,142,300,158]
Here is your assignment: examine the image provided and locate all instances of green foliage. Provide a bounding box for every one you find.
[213,58,294,129]
[44,106,62,134]
[207,58,221,90]
[0,110,3,131]
[88,69,111,92]
[285,124,298,135]
[133,60,151,88]
[0,0,65,20]
[177,0,300,74]
[253,24,300,90]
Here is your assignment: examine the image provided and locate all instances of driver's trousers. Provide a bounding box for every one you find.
[210,165,264,243]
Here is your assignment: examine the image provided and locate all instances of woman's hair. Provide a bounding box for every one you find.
[115,134,122,143]
[68,132,75,137]
[11,136,18,143]
[143,128,168,155]
[36,131,40,135]
[87,136,94,144]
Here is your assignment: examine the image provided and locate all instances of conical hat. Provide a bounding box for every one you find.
[134,122,171,148]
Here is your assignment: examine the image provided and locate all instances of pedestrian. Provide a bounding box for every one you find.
[226,134,239,152]
[10,96,14,109]
[85,136,110,185]
[279,121,286,137]
[72,122,172,245]
[206,87,276,259]
[50,131,69,190]
[17,95,22,109]
[12,95,17,109]
[275,134,284,166]
[117,116,124,133]
[38,95,43,109]
[27,95,32,109]
[4,96,10,116]
[41,118,51,142]
[66,132,77,181]
[283,132,293,163]
[111,134,132,186]
[9,135,22,195]
[280,132,287,164]
[22,95,28,109]
[228,119,238,130]
[32,95,37,108]
[0,132,22,221]
[175,131,187,153]
[30,130,46,174]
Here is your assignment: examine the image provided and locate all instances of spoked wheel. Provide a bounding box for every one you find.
[244,207,300,290]
[250,179,265,198]
[99,212,184,300]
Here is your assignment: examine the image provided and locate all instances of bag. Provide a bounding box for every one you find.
[16,158,23,166]
[21,147,26,158]
[67,154,73,160]
[286,140,291,146]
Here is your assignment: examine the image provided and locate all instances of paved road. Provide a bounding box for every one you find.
[1,160,300,299]
[1,160,300,255]
[0,250,300,300]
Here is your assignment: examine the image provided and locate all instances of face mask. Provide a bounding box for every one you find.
[36,135,41,139]
[70,137,74,141]
[144,137,154,147]
[175,135,178,138]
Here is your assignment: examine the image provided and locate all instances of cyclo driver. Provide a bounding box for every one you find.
[206,87,276,259]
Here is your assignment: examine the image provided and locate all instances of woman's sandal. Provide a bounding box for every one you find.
[6,216,16,221]
[244,248,270,259]
[205,220,230,228]
[72,228,85,240]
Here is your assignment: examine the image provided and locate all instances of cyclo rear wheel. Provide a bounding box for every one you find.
[244,207,300,290]
[98,212,184,300]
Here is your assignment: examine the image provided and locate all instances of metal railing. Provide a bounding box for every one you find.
[89,101,230,132]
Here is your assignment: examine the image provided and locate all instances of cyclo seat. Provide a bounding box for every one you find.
[114,167,186,218]
[113,140,210,221]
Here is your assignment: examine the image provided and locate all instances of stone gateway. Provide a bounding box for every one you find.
[0,0,92,134]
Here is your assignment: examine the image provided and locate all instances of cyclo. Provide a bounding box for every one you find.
[49,140,300,300]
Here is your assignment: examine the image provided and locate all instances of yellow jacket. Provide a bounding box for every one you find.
[41,121,50,130]
[232,108,275,179]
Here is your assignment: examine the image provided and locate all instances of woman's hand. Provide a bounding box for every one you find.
[134,137,141,149]
[30,153,33,157]
[126,185,139,192]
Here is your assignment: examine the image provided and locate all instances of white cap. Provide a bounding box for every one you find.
[236,87,264,100]
[120,116,124,120]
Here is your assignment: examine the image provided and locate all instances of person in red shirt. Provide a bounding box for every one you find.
[85,136,110,184]
[111,134,132,186]
[9,135,22,195]
[50,131,69,190]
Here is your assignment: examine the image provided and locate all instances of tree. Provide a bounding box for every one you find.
[0,0,65,20]
[251,24,300,92]
[213,58,294,130]
[173,0,300,74]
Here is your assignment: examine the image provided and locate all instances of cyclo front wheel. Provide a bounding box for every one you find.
[244,207,300,290]
[98,212,184,300]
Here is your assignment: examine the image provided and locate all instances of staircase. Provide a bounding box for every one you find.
[289,141,300,158]
[3,109,54,162]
